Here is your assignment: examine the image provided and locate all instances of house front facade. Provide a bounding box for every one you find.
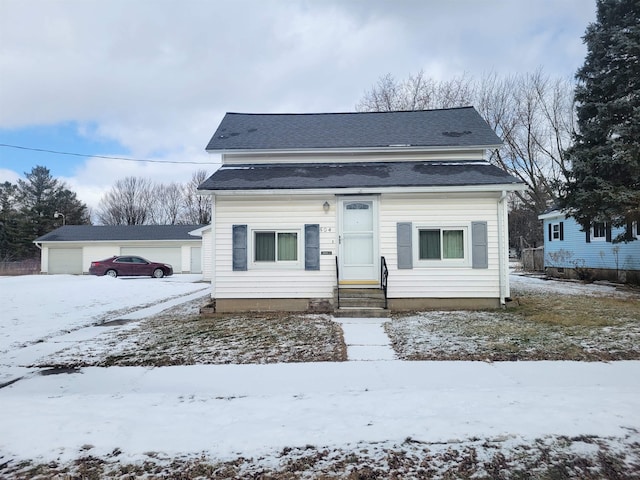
[539,210,640,283]
[198,108,524,313]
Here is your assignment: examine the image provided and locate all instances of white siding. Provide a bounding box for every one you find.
[213,193,503,300]
[222,150,488,165]
[201,229,213,281]
[380,193,501,298]
[214,195,337,299]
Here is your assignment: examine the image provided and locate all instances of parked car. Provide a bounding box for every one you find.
[89,256,173,278]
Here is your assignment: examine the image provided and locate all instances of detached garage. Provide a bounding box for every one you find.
[34,225,205,275]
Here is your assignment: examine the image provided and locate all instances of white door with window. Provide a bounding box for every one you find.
[338,197,379,284]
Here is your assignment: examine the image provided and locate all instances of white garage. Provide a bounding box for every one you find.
[34,224,206,275]
[47,248,83,274]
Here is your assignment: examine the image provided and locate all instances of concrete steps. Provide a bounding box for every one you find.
[334,288,388,318]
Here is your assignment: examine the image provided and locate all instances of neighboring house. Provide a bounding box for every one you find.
[198,107,524,313]
[34,225,205,275]
[539,210,640,283]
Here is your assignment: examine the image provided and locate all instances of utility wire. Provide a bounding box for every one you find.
[0,143,216,165]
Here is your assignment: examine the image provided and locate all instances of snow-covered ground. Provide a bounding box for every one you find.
[0,273,639,475]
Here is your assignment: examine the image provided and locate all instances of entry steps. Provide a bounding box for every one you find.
[334,288,389,318]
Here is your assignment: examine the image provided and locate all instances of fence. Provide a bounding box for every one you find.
[0,258,40,276]
[521,247,544,272]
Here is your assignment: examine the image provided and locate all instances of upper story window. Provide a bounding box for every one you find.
[592,222,606,241]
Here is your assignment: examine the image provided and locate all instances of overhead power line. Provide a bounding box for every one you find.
[0,143,216,165]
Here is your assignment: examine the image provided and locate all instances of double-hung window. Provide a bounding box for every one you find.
[592,222,606,241]
[416,226,468,265]
[254,230,299,263]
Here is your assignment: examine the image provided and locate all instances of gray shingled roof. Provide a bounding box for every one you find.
[198,161,521,191]
[206,107,502,151]
[34,225,204,243]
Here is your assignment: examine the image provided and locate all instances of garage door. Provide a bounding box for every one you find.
[191,247,202,273]
[120,247,182,272]
[48,248,83,274]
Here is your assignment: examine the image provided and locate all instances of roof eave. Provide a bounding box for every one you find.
[206,144,503,156]
[199,183,526,196]
[33,238,203,244]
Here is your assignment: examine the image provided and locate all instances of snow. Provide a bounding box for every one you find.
[1,273,639,469]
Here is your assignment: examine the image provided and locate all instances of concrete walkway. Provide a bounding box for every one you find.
[333,317,396,361]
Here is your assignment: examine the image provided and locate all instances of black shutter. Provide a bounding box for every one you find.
[586,224,591,243]
[232,225,247,271]
[605,222,612,243]
[304,224,320,271]
[559,222,564,241]
[626,221,634,241]
[548,223,552,241]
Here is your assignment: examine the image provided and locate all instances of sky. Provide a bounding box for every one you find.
[0,0,596,214]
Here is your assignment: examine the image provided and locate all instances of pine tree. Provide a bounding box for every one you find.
[15,166,90,258]
[561,0,640,240]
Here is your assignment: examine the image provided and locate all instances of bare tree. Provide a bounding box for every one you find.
[357,69,576,247]
[359,70,574,207]
[183,169,211,225]
[96,177,155,225]
[149,182,185,225]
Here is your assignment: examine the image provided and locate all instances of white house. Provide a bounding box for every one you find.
[198,108,524,313]
[34,225,205,275]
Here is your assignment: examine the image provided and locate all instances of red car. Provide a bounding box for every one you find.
[89,256,173,278]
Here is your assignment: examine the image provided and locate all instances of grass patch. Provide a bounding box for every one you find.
[387,293,640,361]
[3,435,638,479]
[36,299,347,367]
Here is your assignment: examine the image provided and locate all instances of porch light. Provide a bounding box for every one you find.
[323,201,330,213]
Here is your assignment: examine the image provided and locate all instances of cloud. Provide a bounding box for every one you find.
[0,0,596,213]
[0,168,21,184]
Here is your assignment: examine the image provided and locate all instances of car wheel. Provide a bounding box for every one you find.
[105,269,117,278]
[152,268,165,278]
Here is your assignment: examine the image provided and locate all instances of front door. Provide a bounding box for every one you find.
[338,197,379,285]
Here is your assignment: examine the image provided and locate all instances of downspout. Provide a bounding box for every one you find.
[34,242,43,274]
[210,195,216,300]
[497,191,508,306]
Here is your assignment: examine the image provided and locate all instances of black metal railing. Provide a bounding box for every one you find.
[335,256,341,309]
[380,256,389,309]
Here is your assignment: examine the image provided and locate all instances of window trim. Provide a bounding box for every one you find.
[413,224,470,267]
[634,221,640,239]
[552,223,560,240]
[250,228,302,269]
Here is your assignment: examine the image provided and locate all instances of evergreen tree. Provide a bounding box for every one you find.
[15,166,90,258]
[561,0,640,240]
[0,182,20,260]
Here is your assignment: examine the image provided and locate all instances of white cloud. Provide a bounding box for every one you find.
[0,168,21,184]
[0,0,596,213]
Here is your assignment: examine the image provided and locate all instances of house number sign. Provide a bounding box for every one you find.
[320,227,333,233]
